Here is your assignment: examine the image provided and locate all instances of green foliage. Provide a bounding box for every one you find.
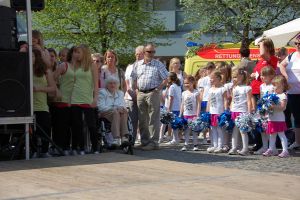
[33,0,166,65]
[180,0,300,49]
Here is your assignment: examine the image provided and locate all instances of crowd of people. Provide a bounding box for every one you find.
[8,30,300,159]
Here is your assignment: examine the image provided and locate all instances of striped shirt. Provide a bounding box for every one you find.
[130,59,168,91]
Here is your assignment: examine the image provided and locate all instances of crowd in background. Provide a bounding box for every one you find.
[2,30,299,159]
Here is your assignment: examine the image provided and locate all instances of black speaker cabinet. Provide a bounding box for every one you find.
[0,51,31,117]
[11,0,45,11]
[0,6,18,51]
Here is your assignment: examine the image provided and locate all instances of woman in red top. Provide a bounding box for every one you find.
[250,38,278,151]
[250,38,278,100]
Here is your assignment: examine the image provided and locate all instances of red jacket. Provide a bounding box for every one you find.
[250,55,278,95]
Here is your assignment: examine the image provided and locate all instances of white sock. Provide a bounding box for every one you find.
[269,134,277,151]
[184,128,191,145]
[172,129,179,143]
[159,124,167,140]
[211,126,218,148]
[217,127,224,149]
[192,131,198,146]
[261,132,269,149]
[278,132,288,151]
[231,127,239,150]
[241,132,249,151]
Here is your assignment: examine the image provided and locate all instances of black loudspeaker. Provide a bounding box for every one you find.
[11,0,45,11]
[0,51,31,117]
[0,6,18,51]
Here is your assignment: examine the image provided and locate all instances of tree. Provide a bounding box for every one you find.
[180,0,300,49]
[33,0,166,65]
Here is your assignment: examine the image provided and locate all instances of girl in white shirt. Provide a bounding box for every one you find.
[263,75,289,157]
[180,75,201,151]
[254,66,276,155]
[163,72,182,145]
[228,69,253,156]
[207,70,228,153]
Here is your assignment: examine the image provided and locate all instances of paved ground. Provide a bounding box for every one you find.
[137,143,300,176]
[0,144,299,200]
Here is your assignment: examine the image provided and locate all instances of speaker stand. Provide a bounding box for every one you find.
[0,117,33,160]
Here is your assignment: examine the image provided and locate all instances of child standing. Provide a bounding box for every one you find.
[254,66,276,155]
[263,75,289,157]
[159,82,172,143]
[207,71,228,153]
[228,69,253,155]
[164,72,182,145]
[180,76,201,151]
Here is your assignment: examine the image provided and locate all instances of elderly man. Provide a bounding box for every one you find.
[125,46,144,143]
[131,43,169,150]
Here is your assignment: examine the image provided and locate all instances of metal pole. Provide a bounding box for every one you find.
[26,0,33,160]
[25,123,30,160]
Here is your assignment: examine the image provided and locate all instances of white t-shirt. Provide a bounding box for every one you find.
[182,89,199,116]
[197,76,210,101]
[268,93,287,122]
[224,82,233,98]
[260,83,274,97]
[124,63,135,100]
[99,65,120,89]
[208,87,226,114]
[168,83,182,111]
[231,85,251,112]
[286,52,300,94]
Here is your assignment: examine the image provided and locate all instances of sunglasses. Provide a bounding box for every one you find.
[93,60,100,63]
[295,42,300,46]
[145,50,156,54]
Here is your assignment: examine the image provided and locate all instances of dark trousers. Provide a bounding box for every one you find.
[250,94,262,148]
[71,106,98,152]
[33,111,51,153]
[54,106,72,150]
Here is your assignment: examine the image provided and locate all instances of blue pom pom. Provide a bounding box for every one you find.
[235,113,254,133]
[218,110,234,132]
[160,108,175,124]
[171,116,188,130]
[257,92,280,116]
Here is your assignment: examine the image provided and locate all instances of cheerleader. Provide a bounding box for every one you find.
[254,66,276,155]
[180,75,201,151]
[228,69,253,155]
[160,73,182,144]
[207,70,228,153]
[263,75,289,157]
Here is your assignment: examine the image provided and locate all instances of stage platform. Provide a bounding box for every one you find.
[0,152,299,200]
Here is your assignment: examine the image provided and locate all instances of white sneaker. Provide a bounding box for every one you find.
[181,145,188,151]
[193,146,199,151]
[214,148,224,153]
[79,151,85,155]
[254,147,268,155]
[166,140,179,145]
[207,147,215,153]
[288,142,300,150]
[94,151,100,154]
[158,138,163,144]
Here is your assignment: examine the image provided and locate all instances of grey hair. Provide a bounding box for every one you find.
[105,76,119,87]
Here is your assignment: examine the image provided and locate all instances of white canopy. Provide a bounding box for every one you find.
[255,18,300,47]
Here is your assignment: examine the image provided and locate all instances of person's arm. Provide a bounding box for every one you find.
[91,63,99,108]
[271,97,287,111]
[97,89,111,112]
[157,62,169,91]
[168,96,174,113]
[279,59,289,80]
[54,62,67,79]
[206,96,210,112]
[196,92,201,116]
[157,79,167,91]
[34,69,56,93]
[223,89,228,111]
[247,88,253,113]
[179,94,184,117]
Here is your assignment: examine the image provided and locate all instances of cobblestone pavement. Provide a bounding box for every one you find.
[134,142,300,176]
